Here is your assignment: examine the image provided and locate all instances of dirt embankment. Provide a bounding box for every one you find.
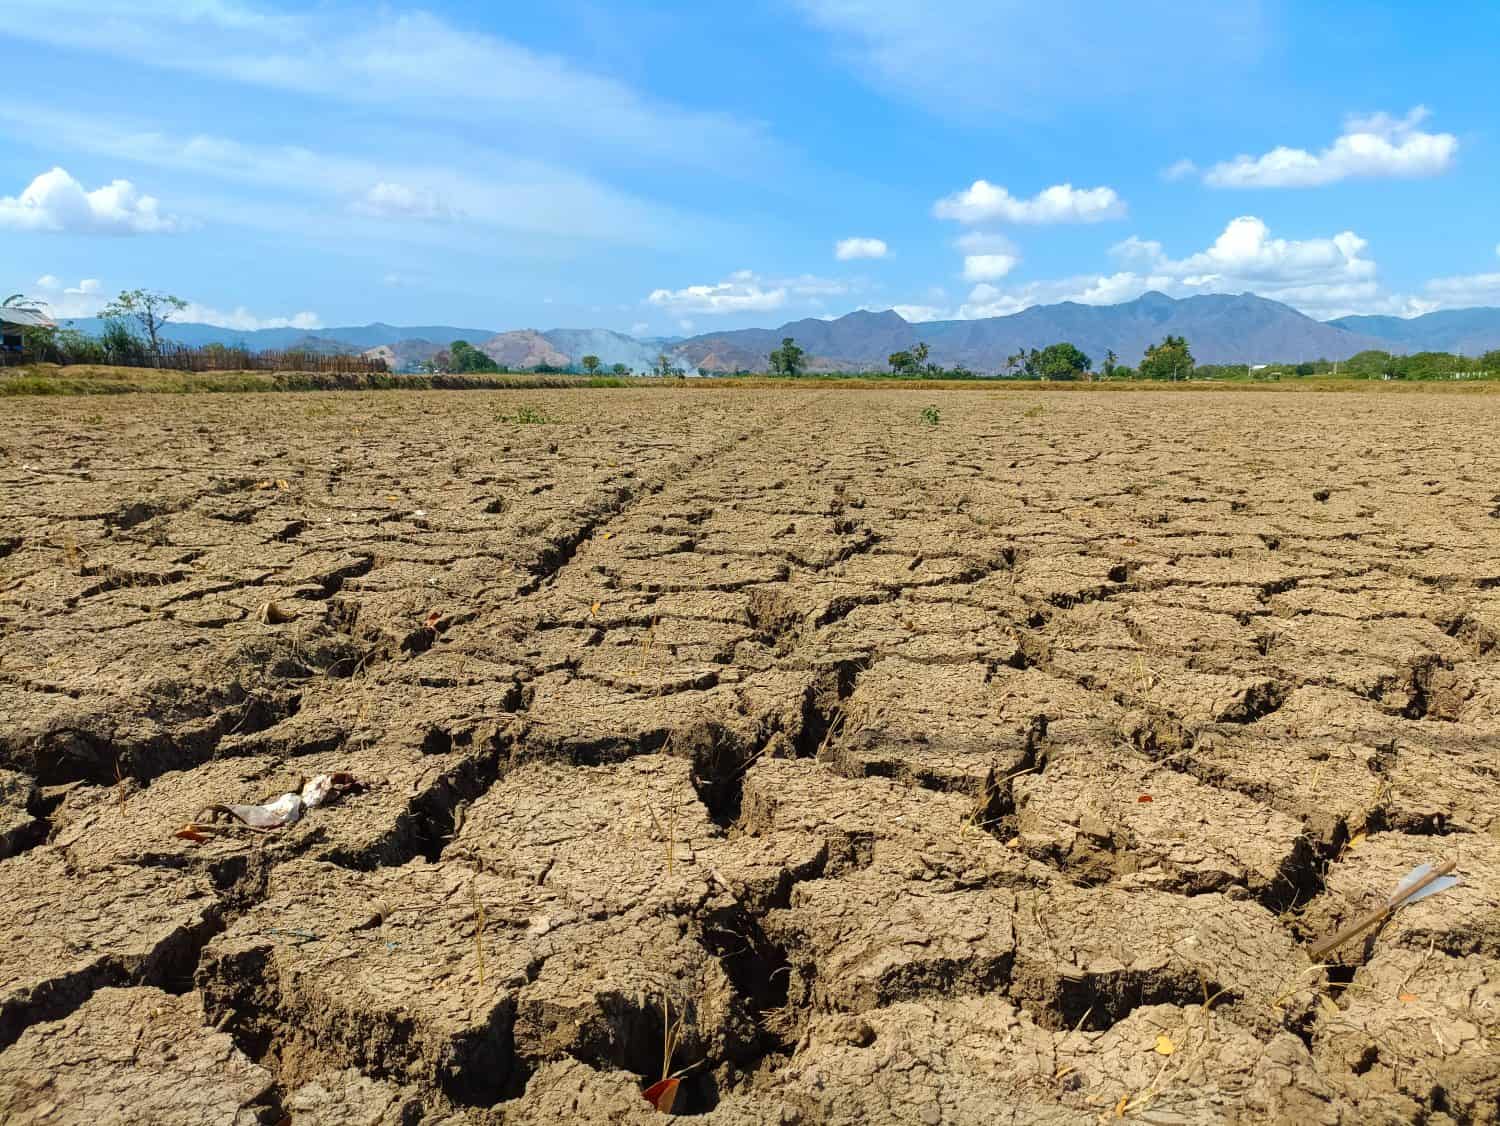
[2,388,1499,1124]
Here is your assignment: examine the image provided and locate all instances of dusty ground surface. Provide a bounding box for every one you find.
[1,387,1498,1124]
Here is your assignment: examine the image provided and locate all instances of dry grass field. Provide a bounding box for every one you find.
[2,386,1498,1123]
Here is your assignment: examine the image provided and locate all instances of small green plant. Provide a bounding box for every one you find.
[919,404,940,426]
[498,404,557,424]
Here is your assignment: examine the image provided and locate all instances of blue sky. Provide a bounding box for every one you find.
[3,0,1499,334]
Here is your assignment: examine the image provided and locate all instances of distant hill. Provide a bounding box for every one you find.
[57,293,1500,373]
[675,309,917,372]
[1328,309,1500,356]
[673,293,1389,372]
[477,331,571,370]
[361,339,446,369]
[927,291,1390,369]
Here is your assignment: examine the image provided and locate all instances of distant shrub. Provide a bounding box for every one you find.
[498,404,557,424]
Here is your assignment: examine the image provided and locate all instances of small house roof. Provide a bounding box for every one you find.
[0,307,56,329]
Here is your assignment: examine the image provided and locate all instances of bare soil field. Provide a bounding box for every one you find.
[1,387,1498,1124]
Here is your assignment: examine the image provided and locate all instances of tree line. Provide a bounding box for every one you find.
[3,288,379,373]
[763,334,1197,380]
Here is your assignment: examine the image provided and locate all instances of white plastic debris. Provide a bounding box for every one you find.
[191,772,360,834]
[1391,862,1461,906]
[220,792,305,830]
[300,773,337,808]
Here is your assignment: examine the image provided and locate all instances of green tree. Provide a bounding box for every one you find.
[448,340,500,373]
[99,289,188,362]
[1139,335,1194,381]
[100,319,150,364]
[1102,349,1118,379]
[1035,342,1091,381]
[611,362,630,376]
[768,337,806,377]
[581,354,601,376]
[888,349,916,375]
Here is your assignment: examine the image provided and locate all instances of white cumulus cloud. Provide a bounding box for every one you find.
[1422,272,1500,310]
[1113,217,1377,296]
[934,181,1126,224]
[26,274,318,327]
[649,271,787,316]
[0,167,188,234]
[1204,107,1457,188]
[962,254,1020,282]
[178,304,323,331]
[647,270,847,316]
[954,232,1021,282]
[29,275,107,317]
[890,304,946,323]
[834,237,888,260]
[952,216,1393,321]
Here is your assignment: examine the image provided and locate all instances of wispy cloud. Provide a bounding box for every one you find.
[792,0,1266,118]
[0,0,770,170]
[351,183,455,221]
[1203,107,1457,188]
[0,106,701,247]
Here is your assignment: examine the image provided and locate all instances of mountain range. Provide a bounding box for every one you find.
[65,292,1500,374]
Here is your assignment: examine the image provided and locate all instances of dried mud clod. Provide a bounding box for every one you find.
[4,389,1500,1122]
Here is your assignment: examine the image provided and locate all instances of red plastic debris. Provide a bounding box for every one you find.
[642,1078,680,1113]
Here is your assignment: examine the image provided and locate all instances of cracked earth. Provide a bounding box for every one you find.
[2,388,1498,1124]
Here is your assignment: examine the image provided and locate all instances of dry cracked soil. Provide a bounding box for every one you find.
[1,386,1498,1124]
